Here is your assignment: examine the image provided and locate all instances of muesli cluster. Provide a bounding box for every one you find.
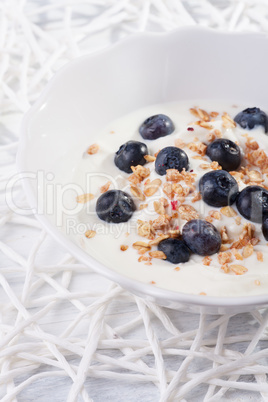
[81,105,268,287]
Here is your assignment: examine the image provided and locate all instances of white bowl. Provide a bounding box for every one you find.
[18,27,268,314]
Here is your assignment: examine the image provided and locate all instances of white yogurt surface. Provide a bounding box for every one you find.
[71,100,268,297]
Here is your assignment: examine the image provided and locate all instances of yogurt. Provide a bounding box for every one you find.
[72,100,268,297]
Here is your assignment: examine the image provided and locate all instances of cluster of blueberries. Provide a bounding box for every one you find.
[96,107,268,264]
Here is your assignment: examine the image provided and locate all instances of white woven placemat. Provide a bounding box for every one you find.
[1,1,268,401]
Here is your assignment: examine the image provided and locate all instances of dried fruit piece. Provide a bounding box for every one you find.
[139,203,148,210]
[144,179,162,197]
[191,192,202,203]
[221,264,230,273]
[149,250,167,259]
[231,223,256,249]
[209,210,221,220]
[205,216,214,223]
[257,251,263,262]
[220,226,230,244]
[220,245,230,252]
[85,230,96,239]
[222,112,236,129]
[154,201,165,215]
[200,121,214,130]
[242,244,254,258]
[203,256,212,266]
[246,149,268,171]
[163,182,174,199]
[200,163,210,170]
[218,251,232,265]
[235,216,242,225]
[138,255,151,262]
[210,111,219,118]
[128,174,142,185]
[245,139,259,150]
[87,143,99,154]
[188,142,207,156]
[232,248,243,261]
[197,108,210,122]
[149,234,170,246]
[168,229,180,238]
[220,206,237,217]
[174,138,185,148]
[166,169,182,182]
[152,214,172,230]
[172,183,190,198]
[130,185,146,201]
[190,108,200,118]
[230,264,248,275]
[178,205,199,221]
[247,170,263,183]
[137,220,155,239]
[131,165,150,180]
[100,181,111,194]
[144,155,156,162]
[76,193,94,203]
[132,241,151,250]
[206,132,216,143]
[210,161,222,170]
[159,197,169,208]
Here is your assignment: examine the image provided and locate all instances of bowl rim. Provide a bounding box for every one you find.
[17,26,268,309]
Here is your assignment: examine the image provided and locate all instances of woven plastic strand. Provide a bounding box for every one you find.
[1,1,268,401]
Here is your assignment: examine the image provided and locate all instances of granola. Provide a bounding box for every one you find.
[78,101,268,296]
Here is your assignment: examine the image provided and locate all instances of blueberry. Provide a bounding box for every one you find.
[262,215,268,240]
[234,107,268,133]
[158,238,190,264]
[236,185,268,223]
[206,139,241,171]
[199,170,239,207]
[114,140,148,173]
[139,114,175,140]
[96,190,136,223]
[155,146,189,175]
[182,219,221,256]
